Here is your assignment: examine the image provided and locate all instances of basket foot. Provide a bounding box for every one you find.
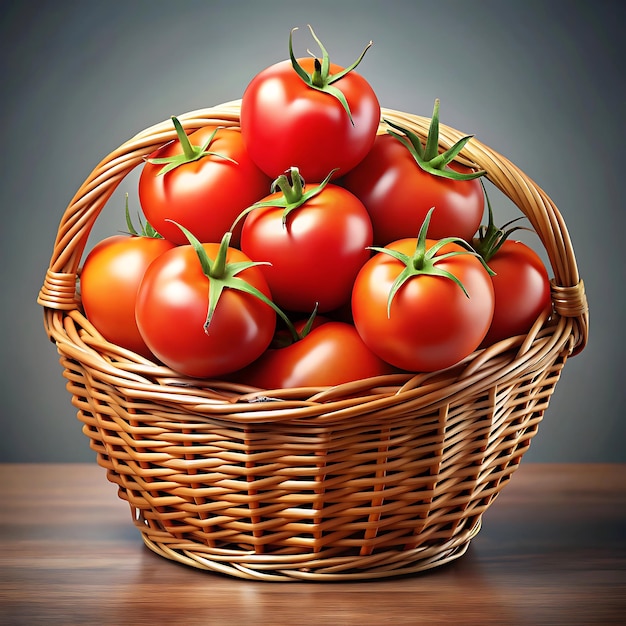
[139,520,482,582]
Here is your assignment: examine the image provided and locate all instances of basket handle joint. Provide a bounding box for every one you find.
[551,279,588,319]
[37,270,79,311]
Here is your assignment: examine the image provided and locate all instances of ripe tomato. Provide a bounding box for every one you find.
[339,101,485,246]
[479,240,552,346]
[80,233,176,358]
[472,186,552,346]
[239,169,373,313]
[138,120,271,246]
[135,234,277,378]
[340,134,484,246]
[232,320,396,389]
[352,211,495,372]
[240,27,380,181]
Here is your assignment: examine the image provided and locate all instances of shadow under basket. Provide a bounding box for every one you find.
[38,101,589,581]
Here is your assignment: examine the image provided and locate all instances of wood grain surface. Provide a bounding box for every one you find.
[1,463,624,625]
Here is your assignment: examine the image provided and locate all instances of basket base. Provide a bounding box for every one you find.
[139,520,482,582]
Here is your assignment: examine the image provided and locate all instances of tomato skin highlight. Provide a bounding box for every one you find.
[240,183,373,313]
[135,244,277,378]
[339,134,484,246]
[352,238,495,372]
[240,58,380,182]
[479,239,552,346]
[232,321,396,389]
[80,234,176,358]
[138,125,271,246]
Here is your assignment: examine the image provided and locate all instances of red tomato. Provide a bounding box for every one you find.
[240,177,373,313]
[80,234,176,358]
[233,321,395,389]
[479,240,552,346]
[135,240,276,378]
[138,122,271,246]
[339,133,484,246]
[352,234,495,372]
[240,27,380,181]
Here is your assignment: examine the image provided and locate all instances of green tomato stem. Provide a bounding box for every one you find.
[423,99,441,162]
[311,58,325,88]
[210,231,232,278]
[368,207,494,317]
[172,116,197,161]
[147,118,238,176]
[288,24,373,124]
[271,167,306,204]
[167,221,299,342]
[383,100,487,181]
[473,180,530,262]
[124,193,163,238]
[230,166,338,231]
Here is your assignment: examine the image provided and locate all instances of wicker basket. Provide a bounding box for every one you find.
[38,100,588,581]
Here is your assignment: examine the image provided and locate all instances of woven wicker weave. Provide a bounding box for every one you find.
[38,101,589,581]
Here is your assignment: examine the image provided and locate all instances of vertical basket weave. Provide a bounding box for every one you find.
[38,101,588,581]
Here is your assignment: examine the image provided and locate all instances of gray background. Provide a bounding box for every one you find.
[1,0,623,462]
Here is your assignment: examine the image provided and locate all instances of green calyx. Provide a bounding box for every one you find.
[289,24,373,124]
[170,222,298,342]
[147,116,238,176]
[384,99,486,181]
[124,194,163,238]
[369,207,495,317]
[231,166,337,230]
[473,181,529,262]
[270,304,320,349]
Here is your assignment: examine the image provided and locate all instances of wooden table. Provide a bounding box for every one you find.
[1,463,624,625]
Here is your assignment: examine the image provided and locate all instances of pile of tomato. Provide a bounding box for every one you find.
[79,26,552,388]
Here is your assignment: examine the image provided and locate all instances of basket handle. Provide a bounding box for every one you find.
[38,102,588,355]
